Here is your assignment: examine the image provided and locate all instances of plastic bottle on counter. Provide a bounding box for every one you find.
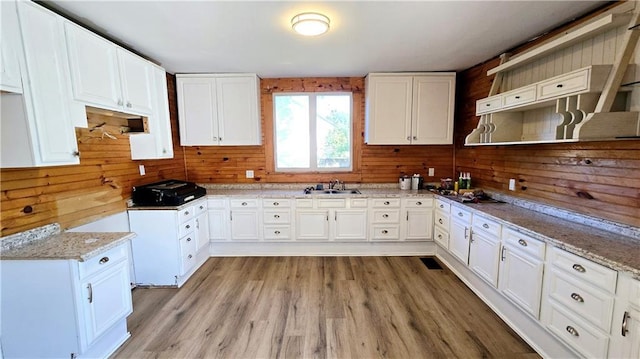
[466,172,472,189]
[458,172,464,190]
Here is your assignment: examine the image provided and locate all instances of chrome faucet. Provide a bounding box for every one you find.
[329,179,344,190]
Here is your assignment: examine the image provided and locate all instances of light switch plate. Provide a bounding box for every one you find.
[428,168,435,176]
[509,178,516,191]
[246,170,254,179]
[139,164,146,176]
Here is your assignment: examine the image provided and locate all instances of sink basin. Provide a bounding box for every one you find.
[321,189,361,194]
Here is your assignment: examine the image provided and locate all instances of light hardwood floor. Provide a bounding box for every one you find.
[113,257,540,358]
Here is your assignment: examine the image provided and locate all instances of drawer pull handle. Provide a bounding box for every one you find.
[438,234,442,239]
[565,326,579,337]
[273,202,279,206]
[439,204,444,208]
[275,230,281,235]
[242,202,248,206]
[187,237,192,242]
[184,211,190,216]
[464,227,469,239]
[384,201,390,205]
[482,223,489,229]
[99,257,109,264]
[382,230,388,234]
[274,214,280,219]
[186,225,191,229]
[517,239,527,247]
[199,205,204,210]
[570,293,584,303]
[88,283,93,303]
[458,212,464,217]
[622,311,630,337]
[438,218,444,224]
[383,214,389,218]
[514,96,520,99]
[557,84,564,88]
[188,254,193,259]
[406,136,411,140]
[500,246,506,261]
[486,103,491,107]
[416,201,422,205]
[572,264,586,273]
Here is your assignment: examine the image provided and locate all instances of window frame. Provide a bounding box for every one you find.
[272,91,353,173]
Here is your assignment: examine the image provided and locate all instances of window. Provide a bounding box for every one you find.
[273,92,352,171]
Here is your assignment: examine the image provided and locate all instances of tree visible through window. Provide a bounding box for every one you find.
[274,93,352,171]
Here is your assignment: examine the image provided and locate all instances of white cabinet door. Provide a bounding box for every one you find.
[216,75,261,145]
[334,209,367,241]
[296,210,330,240]
[80,259,132,346]
[230,209,261,240]
[177,77,218,145]
[412,75,455,144]
[449,219,470,264]
[498,245,544,318]
[64,22,120,109]
[404,209,433,240]
[468,231,501,287]
[10,1,82,166]
[0,0,24,93]
[365,75,413,144]
[195,211,209,252]
[117,48,153,115]
[208,208,229,241]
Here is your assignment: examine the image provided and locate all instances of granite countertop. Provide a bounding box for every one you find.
[1,224,136,262]
[436,195,640,279]
[204,187,435,198]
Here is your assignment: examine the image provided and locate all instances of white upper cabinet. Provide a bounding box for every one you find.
[65,22,154,116]
[0,0,23,93]
[365,73,455,145]
[1,0,85,168]
[176,74,261,146]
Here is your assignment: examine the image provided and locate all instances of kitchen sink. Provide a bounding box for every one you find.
[321,189,361,194]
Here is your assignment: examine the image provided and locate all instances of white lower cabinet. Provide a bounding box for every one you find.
[263,198,293,241]
[207,198,229,241]
[402,198,434,240]
[449,204,472,264]
[498,228,546,319]
[468,214,502,287]
[128,198,208,287]
[296,198,367,241]
[369,198,402,241]
[334,209,368,241]
[609,273,640,358]
[296,209,330,240]
[230,199,262,241]
[1,242,133,358]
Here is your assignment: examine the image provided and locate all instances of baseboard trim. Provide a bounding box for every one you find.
[209,241,437,256]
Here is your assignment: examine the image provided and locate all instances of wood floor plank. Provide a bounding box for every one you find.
[113,257,539,359]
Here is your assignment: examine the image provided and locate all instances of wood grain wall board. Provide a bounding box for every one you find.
[183,77,453,185]
[454,3,639,227]
[0,74,187,236]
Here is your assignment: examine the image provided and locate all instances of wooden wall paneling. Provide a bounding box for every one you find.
[0,74,187,236]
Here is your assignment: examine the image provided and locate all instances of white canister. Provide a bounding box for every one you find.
[399,176,411,190]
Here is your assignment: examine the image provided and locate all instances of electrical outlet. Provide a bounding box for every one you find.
[139,164,146,176]
[428,168,435,176]
[246,170,254,179]
[509,178,516,191]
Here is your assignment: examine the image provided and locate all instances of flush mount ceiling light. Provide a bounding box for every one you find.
[291,12,330,36]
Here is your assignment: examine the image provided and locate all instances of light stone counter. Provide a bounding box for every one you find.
[1,224,135,262]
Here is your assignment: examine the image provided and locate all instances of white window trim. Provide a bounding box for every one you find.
[273,92,353,173]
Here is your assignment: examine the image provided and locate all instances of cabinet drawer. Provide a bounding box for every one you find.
[537,68,589,100]
[402,198,433,208]
[193,200,207,215]
[434,210,450,230]
[264,225,292,240]
[501,85,536,108]
[178,218,196,238]
[207,198,227,208]
[371,209,401,223]
[79,242,128,279]
[476,95,501,115]
[230,199,259,208]
[370,198,401,208]
[263,199,291,208]
[435,199,450,213]
[370,225,400,240]
[349,198,368,208]
[450,205,472,224]
[178,205,195,222]
[263,210,291,224]
[434,226,449,247]
[547,269,614,331]
[472,214,501,237]
[179,233,197,276]
[296,199,313,208]
[548,246,617,293]
[544,301,609,358]
[318,198,346,208]
[502,228,545,260]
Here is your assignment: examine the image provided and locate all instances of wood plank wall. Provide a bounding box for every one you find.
[454,3,640,227]
[0,75,186,236]
[184,77,454,184]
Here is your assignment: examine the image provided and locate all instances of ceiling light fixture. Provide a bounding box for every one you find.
[291,12,330,36]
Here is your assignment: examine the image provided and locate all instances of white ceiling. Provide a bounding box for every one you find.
[46,1,606,78]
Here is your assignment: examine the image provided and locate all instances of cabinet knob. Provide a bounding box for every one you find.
[438,218,443,224]
[126,102,132,108]
[72,150,80,157]
[570,293,584,303]
[556,84,564,88]
[482,223,489,229]
[565,326,579,337]
[382,230,388,234]
[274,214,280,219]
[185,211,190,215]
[486,103,491,107]
[273,202,279,206]
[187,237,192,242]
[242,202,248,206]
[413,136,417,140]
[572,264,586,273]
[186,224,191,229]
[99,257,109,264]
[458,212,464,217]
[439,204,444,208]
[416,201,422,205]
[384,201,390,205]
[199,205,204,210]
[163,149,167,154]
[517,239,527,247]
[213,136,218,141]
[219,137,222,142]
[514,96,520,99]
[275,230,281,235]
[406,136,411,141]
[188,254,193,259]
[383,214,389,218]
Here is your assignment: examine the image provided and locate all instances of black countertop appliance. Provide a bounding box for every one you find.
[131,180,206,206]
